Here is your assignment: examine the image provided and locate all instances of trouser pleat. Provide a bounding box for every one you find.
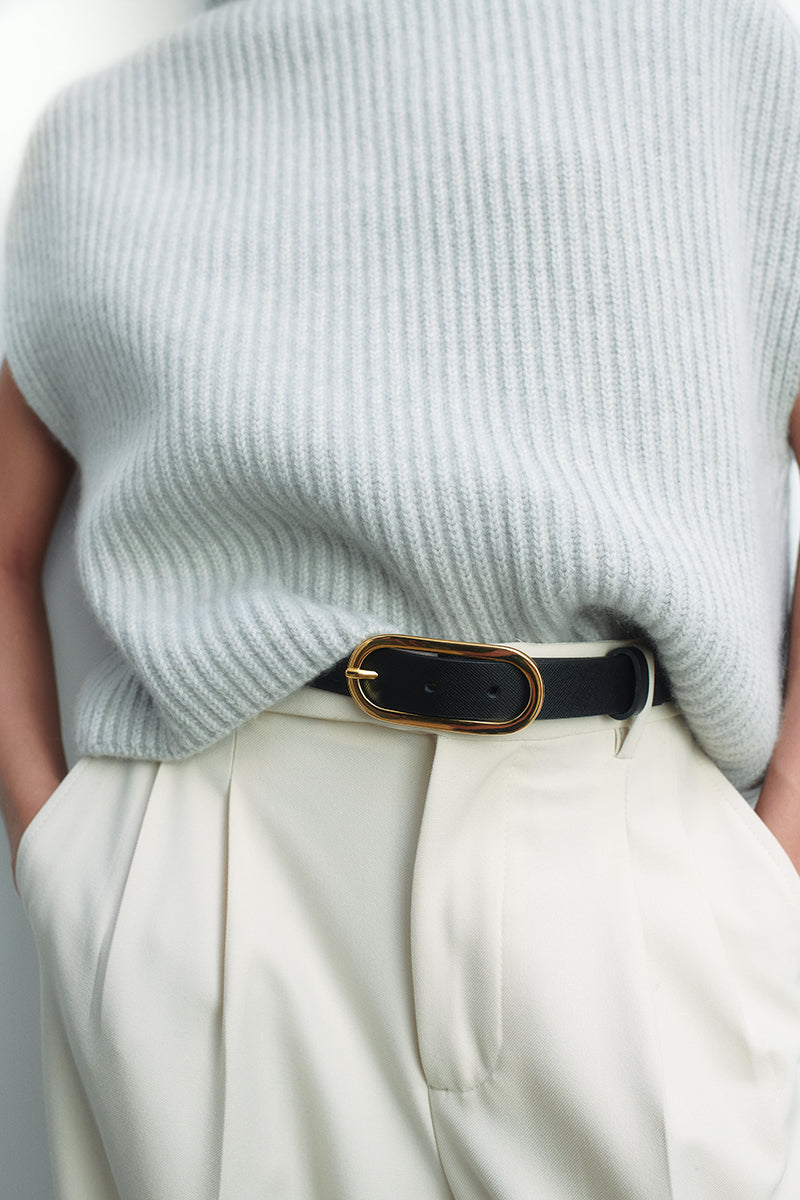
[625,717,800,1198]
[411,727,673,1200]
[216,706,453,1199]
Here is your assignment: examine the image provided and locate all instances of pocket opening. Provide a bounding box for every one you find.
[15,756,91,898]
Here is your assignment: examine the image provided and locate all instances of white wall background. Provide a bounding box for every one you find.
[0,0,799,1196]
[0,4,205,1195]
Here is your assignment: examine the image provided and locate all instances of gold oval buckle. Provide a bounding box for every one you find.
[345,634,544,734]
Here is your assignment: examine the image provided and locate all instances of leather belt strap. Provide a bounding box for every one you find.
[308,637,671,734]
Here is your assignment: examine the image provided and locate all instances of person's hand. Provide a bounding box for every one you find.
[754,762,800,879]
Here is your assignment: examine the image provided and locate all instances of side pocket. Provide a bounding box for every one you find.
[15,754,162,986]
[15,756,92,900]
[707,762,800,920]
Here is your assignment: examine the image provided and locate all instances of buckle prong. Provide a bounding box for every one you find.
[345,666,379,681]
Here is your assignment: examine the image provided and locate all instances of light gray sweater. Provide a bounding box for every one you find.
[4,0,800,790]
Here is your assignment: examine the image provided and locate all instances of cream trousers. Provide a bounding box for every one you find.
[15,641,800,1200]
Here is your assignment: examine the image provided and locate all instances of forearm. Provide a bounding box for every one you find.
[0,565,67,871]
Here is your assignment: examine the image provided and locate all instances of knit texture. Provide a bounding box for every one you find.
[4,0,800,789]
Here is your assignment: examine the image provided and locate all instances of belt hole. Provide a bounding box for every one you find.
[424,681,437,693]
[488,685,500,698]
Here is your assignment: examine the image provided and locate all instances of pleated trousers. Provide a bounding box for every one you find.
[15,641,800,1200]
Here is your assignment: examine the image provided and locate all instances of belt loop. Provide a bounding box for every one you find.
[614,646,655,759]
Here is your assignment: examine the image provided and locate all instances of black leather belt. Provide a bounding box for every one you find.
[308,634,671,735]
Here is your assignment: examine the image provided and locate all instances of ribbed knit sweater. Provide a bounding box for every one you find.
[4,0,800,791]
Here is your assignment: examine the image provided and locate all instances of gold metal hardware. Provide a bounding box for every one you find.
[345,633,544,734]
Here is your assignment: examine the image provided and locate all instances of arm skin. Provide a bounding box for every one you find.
[0,358,75,887]
[0,356,800,880]
[754,382,800,873]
